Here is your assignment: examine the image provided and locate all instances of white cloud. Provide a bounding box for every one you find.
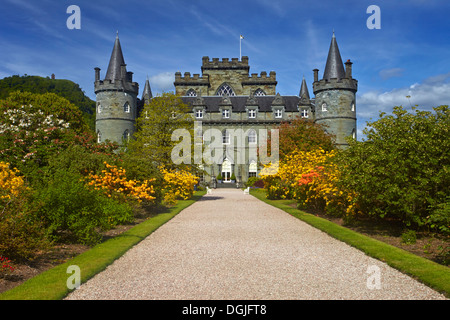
[150,72,175,93]
[357,73,450,119]
[379,68,404,80]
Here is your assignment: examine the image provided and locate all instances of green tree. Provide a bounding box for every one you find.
[338,105,450,231]
[127,93,194,171]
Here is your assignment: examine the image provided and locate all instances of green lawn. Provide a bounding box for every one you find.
[250,188,450,298]
[0,191,205,300]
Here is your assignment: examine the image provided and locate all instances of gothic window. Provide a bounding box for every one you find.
[222,109,230,118]
[216,83,235,96]
[254,89,266,96]
[248,129,257,144]
[222,129,230,144]
[124,102,130,113]
[322,103,328,112]
[275,109,283,118]
[195,109,203,118]
[123,129,130,141]
[186,89,197,97]
[248,109,256,118]
[97,130,102,143]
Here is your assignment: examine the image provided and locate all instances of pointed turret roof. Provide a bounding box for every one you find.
[105,32,126,81]
[323,31,345,80]
[299,76,310,100]
[142,78,153,101]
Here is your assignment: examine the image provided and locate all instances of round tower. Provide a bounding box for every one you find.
[94,33,139,144]
[313,32,357,147]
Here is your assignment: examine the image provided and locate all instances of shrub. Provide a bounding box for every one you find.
[35,169,133,245]
[401,230,417,244]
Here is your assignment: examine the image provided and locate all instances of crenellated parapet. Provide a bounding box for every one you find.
[201,56,250,71]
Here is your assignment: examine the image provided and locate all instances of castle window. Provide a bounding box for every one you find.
[222,109,230,118]
[97,103,102,113]
[275,109,283,118]
[248,129,257,144]
[352,128,356,140]
[186,89,197,97]
[351,102,355,112]
[249,160,257,177]
[222,130,230,144]
[301,109,308,118]
[216,84,235,96]
[124,102,130,113]
[248,109,256,118]
[195,109,203,119]
[97,131,102,143]
[322,103,327,112]
[254,89,266,96]
[123,129,130,141]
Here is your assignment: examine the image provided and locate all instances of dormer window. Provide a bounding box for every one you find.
[301,109,308,118]
[195,109,203,119]
[275,109,283,118]
[248,109,256,118]
[222,109,230,118]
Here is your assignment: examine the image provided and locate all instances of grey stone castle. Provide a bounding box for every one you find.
[94,32,357,184]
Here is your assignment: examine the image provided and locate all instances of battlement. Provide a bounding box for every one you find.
[243,71,277,84]
[201,56,250,71]
[94,78,139,95]
[313,77,358,93]
[174,72,210,84]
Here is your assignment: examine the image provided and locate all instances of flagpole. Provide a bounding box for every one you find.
[239,35,244,60]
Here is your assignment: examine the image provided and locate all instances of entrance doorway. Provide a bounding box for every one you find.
[222,158,232,183]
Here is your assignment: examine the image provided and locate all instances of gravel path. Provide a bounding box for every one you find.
[66,189,447,300]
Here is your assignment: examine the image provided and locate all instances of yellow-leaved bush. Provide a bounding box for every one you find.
[86,162,156,203]
[160,166,198,205]
[260,148,359,218]
[0,161,26,202]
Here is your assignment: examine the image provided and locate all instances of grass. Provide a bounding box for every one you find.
[0,191,205,300]
[250,188,450,298]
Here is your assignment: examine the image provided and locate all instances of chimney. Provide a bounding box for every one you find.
[313,69,319,82]
[94,67,100,81]
[345,60,353,79]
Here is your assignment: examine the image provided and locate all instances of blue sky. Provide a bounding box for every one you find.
[1,0,450,137]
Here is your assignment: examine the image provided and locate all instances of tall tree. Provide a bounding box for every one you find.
[127,93,194,171]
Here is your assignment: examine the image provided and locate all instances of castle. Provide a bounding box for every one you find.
[94,32,357,185]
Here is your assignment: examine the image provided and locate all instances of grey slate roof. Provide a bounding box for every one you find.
[105,33,126,81]
[323,32,345,80]
[181,95,302,112]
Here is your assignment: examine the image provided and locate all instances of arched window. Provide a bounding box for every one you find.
[248,129,257,144]
[186,89,197,97]
[97,103,102,114]
[352,128,356,140]
[254,88,266,96]
[322,103,328,112]
[123,129,130,141]
[351,102,355,112]
[249,160,258,177]
[216,83,235,96]
[97,130,102,143]
[124,102,130,113]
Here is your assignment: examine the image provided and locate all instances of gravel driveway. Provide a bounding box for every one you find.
[65,189,447,300]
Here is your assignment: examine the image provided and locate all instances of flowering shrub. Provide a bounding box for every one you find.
[86,162,156,203]
[160,166,198,205]
[0,256,15,278]
[0,161,26,202]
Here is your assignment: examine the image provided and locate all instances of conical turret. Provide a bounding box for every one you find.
[105,32,126,81]
[322,31,345,81]
[142,77,153,104]
[299,76,310,101]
